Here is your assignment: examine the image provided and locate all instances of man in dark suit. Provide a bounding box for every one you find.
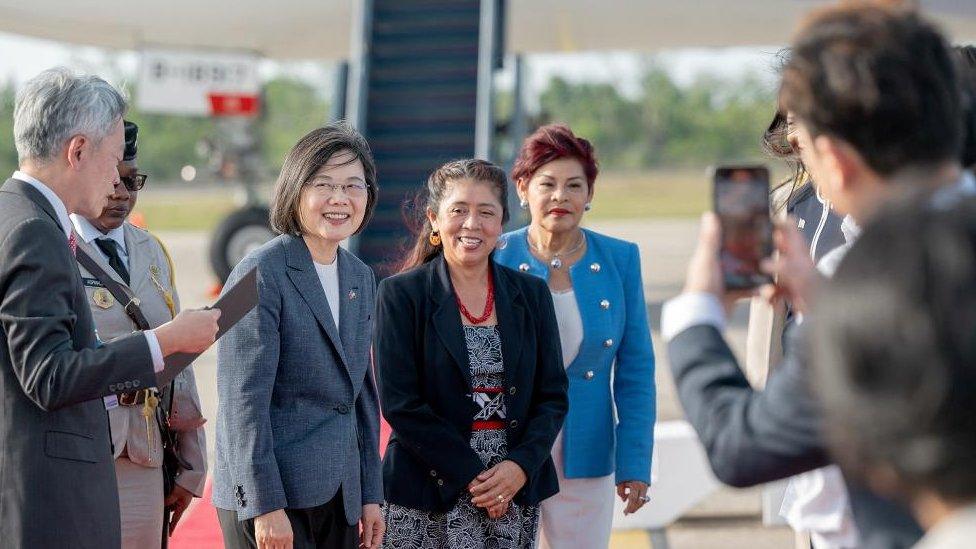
[663,5,974,548]
[0,67,220,548]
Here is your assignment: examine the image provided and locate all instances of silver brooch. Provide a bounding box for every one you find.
[590,263,601,273]
[518,263,530,272]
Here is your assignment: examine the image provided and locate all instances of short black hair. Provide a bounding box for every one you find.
[813,196,976,502]
[780,4,962,176]
[957,45,976,168]
[269,122,377,236]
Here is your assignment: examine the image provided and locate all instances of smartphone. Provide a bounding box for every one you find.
[712,165,773,290]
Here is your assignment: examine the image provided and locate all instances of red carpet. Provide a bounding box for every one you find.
[171,421,392,548]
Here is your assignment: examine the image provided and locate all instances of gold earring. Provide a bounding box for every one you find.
[429,230,441,246]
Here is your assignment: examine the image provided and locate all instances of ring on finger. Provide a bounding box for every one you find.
[639,495,650,503]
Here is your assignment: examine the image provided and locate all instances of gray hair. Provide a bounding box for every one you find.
[13,67,127,164]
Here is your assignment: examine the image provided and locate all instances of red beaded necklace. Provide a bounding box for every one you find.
[455,272,495,325]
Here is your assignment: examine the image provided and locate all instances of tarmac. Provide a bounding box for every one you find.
[159,217,795,549]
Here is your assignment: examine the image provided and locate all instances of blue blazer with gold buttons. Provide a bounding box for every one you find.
[495,227,656,483]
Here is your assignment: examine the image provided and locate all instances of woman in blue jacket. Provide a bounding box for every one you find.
[495,124,656,548]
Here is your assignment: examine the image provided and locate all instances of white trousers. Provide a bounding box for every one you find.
[539,431,615,549]
[115,456,165,549]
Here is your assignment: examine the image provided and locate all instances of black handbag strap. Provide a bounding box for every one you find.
[76,246,152,331]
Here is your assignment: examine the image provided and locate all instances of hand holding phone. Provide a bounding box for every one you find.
[712,165,774,290]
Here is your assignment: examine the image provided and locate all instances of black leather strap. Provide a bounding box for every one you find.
[76,247,152,331]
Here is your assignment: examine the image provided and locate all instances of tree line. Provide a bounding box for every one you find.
[0,66,775,182]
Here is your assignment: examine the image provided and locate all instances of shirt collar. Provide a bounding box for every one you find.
[12,170,71,240]
[69,214,127,252]
[840,214,861,244]
[915,503,976,549]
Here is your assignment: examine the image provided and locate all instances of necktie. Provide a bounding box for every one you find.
[68,232,77,257]
[95,238,130,284]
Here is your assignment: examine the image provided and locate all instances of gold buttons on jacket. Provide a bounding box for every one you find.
[590,263,601,273]
[584,371,595,380]
[518,263,530,272]
[600,299,610,310]
[604,339,614,348]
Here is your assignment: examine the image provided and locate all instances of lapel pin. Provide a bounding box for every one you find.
[348,289,358,300]
[150,265,161,277]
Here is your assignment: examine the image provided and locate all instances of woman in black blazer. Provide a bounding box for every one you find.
[375,159,568,548]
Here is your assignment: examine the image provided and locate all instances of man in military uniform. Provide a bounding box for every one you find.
[70,121,207,548]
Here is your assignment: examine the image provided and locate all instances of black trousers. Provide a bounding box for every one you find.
[217,489,358,549]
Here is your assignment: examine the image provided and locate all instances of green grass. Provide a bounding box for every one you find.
[133,187,239,232]
[588,169,711,220]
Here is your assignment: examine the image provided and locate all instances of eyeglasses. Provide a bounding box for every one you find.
[310,181,369,198]
[121,173,148,192]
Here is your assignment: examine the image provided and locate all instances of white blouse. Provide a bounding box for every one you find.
[313,259,340,328]
[550,289,583,368]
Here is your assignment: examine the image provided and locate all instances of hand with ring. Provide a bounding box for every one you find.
[485,493,510,519]
[468,460,527,518]
[617,480,650,515]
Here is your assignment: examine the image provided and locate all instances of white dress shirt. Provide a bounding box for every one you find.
[915,504,976,549]
[70,214,130,270]
[14,170,71,239]
[12,171,164,373]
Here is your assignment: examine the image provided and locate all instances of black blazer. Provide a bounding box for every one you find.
[374,254,568,513]
[669,323,923,548]
[0,178,156,548]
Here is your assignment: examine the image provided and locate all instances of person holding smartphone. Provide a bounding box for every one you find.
[663,4,974,548]
[494,124,656,549]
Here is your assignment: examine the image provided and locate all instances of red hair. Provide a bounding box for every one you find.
[511,124,599,189]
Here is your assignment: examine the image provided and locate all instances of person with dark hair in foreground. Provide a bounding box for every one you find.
[814,197,976,549]
[662,4,974,548]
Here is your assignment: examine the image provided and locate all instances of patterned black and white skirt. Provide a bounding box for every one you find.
[382,325,539,549]
[382,431,539,549]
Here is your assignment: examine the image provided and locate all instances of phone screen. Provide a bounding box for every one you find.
[713,165,773,289]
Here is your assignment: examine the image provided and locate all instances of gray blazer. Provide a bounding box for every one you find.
[212,234,383,525]
[0,178,157,548]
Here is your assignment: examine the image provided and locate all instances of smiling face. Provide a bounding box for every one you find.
[518,157,592,235]
[428,178,504,270]
[90,160,137,233]
[297,150,368,246]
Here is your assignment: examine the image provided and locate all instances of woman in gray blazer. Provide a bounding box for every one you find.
[213,123,385,549]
